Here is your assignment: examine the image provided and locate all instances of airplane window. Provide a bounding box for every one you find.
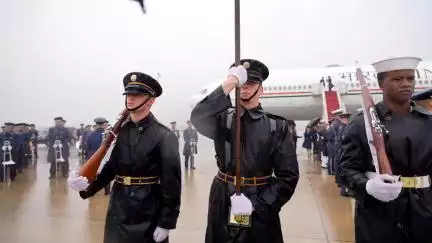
[308,84,312,89]
[278,86,282,90]
[351,83,354,88]
[200,88,207,95]
[425,80,429,84]
[293,86,297,90]
[303,85,306,89]
[419,80,423,85]
[288,85,292,90]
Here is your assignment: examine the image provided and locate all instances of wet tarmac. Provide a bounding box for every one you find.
[0,138,355,243]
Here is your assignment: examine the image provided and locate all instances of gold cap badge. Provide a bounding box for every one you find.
[131,74,137,81]
[243,61,250,69]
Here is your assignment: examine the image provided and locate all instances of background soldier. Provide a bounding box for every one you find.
[0,122,20,182]
[29,124,38,161]
[182,120,198,169]
[47,117,71,179]
[170,121,180,139]
[67,72,182,243]
[191,59,299,243]
[339,57,432,242]
[84,117,110,194]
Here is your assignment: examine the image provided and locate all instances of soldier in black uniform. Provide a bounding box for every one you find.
[67,72,182,243]
[170,121,180,139]
[47,117,71,179]
[182,120,198,169]
[29,124,38,161]
[338,57,432,243]
[190,59,300,243]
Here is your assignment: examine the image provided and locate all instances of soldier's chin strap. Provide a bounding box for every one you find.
[240,84,261,102]
[125,96,152,112]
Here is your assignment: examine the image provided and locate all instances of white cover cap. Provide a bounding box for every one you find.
[331,108,343,115]
[372,57,422,73]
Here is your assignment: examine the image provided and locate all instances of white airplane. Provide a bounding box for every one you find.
[189,61,432,121]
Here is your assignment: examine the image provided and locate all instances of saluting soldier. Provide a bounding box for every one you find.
[190,59,300,243]
[338,57,432,242]
[47,117,71,179]
[412,88,432,114]
[67,72,182,243]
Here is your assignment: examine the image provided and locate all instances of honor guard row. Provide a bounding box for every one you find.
[0,122,38,182]
[64,56,429,243]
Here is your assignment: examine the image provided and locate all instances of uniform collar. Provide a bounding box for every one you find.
[239,103,265,120]
[125,112,156,129]
[375,101,416,117]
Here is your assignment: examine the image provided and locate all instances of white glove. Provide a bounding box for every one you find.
[228,65,248,86]
[365,173,403,202]
[153,227,169,242]
[67,171,89,191]
[230,193,254,216]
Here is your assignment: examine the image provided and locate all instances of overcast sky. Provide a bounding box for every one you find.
[1,0,431,128]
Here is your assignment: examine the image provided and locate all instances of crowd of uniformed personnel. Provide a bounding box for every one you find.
[2,56,432,243]
[0,123,38,182]
[301,109,355,197]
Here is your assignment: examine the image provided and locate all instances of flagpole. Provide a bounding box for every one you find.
[234,0,241,195]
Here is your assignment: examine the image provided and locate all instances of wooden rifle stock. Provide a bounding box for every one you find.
[78,109,129,181]
[355,68,392,175]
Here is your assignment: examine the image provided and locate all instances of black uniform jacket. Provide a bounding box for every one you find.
[79,113,182,243]
[338,101,432,243]
[190,86,299,243]
[47,126,71,163]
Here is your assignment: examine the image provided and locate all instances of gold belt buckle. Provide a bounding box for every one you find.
[123,176,131,186]
[401,177,417,188]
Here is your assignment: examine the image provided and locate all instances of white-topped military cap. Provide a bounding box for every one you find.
[372,57,422,73]
[331,108,343,115]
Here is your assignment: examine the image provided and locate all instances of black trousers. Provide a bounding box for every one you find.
[49,160,69,177]
[0,163,17,181]
[184,155,194,168]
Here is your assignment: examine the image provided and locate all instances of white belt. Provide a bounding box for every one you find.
[400,175,431,189]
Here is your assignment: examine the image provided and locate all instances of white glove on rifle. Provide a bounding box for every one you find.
[230,193,254,216]
[228,65,248,86]
[67,170,89,191]
[365,173,403,202]
[153,227,169,242]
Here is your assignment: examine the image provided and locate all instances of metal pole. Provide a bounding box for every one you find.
[234,0,241,195]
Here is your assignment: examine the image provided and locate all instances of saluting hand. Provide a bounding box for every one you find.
[228,65,248,86]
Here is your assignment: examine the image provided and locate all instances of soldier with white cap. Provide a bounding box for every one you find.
[339,57,432,242]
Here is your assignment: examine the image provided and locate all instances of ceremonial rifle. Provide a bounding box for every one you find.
[78,109,129,181]
[227,0,251,228]
[355,67,392,175]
